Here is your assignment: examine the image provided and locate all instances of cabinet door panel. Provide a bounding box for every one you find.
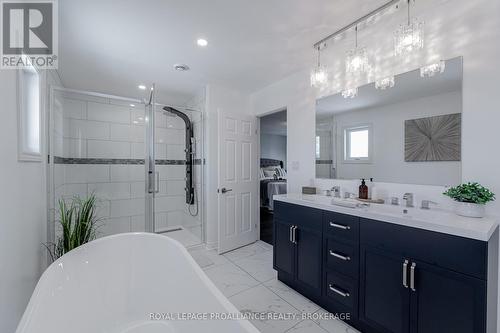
[410,260,486,333]
[296,227,322,293]
[273,220,294,276]
[360,245,410,333]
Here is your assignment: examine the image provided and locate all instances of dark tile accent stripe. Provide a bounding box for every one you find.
[53,156,197,165]
[155,159,185,165]
[316,160,333,165]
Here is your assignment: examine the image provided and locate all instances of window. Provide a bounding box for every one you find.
[343,125,372,163]
[18,63,41,161]
[316,136,320,158]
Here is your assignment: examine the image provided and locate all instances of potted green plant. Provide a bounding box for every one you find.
[443,182,495,218]
[45,194,100,261]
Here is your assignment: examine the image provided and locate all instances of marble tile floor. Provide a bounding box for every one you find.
[159,227,201,248]
[188,241,360,333]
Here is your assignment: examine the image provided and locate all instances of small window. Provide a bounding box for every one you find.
[315,136,320,159]
[18,62,41,161]
[343,125,372,163]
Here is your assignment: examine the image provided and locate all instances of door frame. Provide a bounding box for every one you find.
[257,107,288,242]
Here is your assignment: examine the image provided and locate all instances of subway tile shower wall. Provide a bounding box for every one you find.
[51,91,204,239]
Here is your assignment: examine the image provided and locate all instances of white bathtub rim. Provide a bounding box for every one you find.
[16,232,260,333]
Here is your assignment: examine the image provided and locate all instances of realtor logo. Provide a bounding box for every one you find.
[1,0,58,69]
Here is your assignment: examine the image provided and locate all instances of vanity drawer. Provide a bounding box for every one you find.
[326,238,359,278]
[274,201,322,229]
[360,218,488,280]
[325,270,358,311]
[323,212,359,243]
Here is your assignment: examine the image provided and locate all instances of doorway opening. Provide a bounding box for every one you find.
[259,109,287,245]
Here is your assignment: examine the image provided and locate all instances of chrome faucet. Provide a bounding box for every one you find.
[344,191,356,199]
[331,186,341,198]
[403,193,414,208]
[421,200,437,210]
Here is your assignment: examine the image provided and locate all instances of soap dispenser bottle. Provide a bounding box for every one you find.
[359,179,368,200]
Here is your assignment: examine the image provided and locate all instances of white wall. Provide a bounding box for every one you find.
[250,0,500,329]
[260,133,287,167]
[251,70,317,193]
[251,0,500,214]
[0,69,60,332]
[330,91,462,185]
[204,84,253,249]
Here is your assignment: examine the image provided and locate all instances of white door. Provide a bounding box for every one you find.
[218,110,259,253]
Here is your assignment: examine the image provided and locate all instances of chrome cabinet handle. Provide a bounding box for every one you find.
[329,250,351,261]
[403,260,409,288]
[329,284,350,297]
[410,262,416,291]
[292,226,298,244]
[289,226,293,243]
[329,222,351,230]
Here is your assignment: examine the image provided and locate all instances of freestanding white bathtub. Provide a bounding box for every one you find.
[16,233,259,333]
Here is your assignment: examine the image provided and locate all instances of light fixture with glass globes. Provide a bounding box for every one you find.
[310,45,329,89]
[346,25,369,74]
[420,60,445,78]
[375,76,395,90]
[394,0,424,56]
[342,87,358,99]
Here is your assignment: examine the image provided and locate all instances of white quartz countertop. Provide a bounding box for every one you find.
[274,193,498,242]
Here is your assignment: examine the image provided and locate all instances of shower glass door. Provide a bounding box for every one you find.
[48,85,204,248]
[48,87,149,244]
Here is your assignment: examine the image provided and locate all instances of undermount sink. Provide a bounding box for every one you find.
[365,203,446,220]
[329,197,448,220]
[331,198,362,209]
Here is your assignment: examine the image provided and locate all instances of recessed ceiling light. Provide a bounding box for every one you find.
[197,38,208,47]
[173,64,190,71]
[138,85,146,90]
[130,104,135,107]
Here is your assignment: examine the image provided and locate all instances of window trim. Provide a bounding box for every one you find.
[342,124,373,164]
[17,60,42,162]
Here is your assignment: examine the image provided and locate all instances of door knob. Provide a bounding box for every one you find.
[220,187,233,194]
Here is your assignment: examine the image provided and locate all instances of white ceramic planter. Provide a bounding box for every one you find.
[454,202,486,218]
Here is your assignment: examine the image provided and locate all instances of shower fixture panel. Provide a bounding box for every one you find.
[163,107,195,205]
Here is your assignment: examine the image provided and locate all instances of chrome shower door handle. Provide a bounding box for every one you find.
[155,171,160,193]
[147,171,160,194]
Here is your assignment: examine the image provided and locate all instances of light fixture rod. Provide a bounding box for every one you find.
[313,0,400,49]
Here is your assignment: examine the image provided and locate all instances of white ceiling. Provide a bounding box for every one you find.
[58,0,390,105]
[316,57,463,117]
[260,110,287,136]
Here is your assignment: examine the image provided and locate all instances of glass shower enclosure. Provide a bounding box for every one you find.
[47,85,204,248]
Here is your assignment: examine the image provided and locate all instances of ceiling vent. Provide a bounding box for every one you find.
[173,64,190,71]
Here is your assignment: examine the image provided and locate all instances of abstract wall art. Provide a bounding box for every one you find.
[405,113,461,162]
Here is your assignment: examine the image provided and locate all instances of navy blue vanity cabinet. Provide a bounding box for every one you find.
[359,244,411,333]
[409,259,486,333]
[273,219,295,278]
[273,201,323,297]
[322,211,361,319]
[360,218,487,333]
[273,202,491,333]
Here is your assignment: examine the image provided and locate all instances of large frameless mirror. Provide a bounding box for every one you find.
[315,56,462,186]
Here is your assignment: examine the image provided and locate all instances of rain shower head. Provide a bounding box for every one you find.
[162,106,192,130]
